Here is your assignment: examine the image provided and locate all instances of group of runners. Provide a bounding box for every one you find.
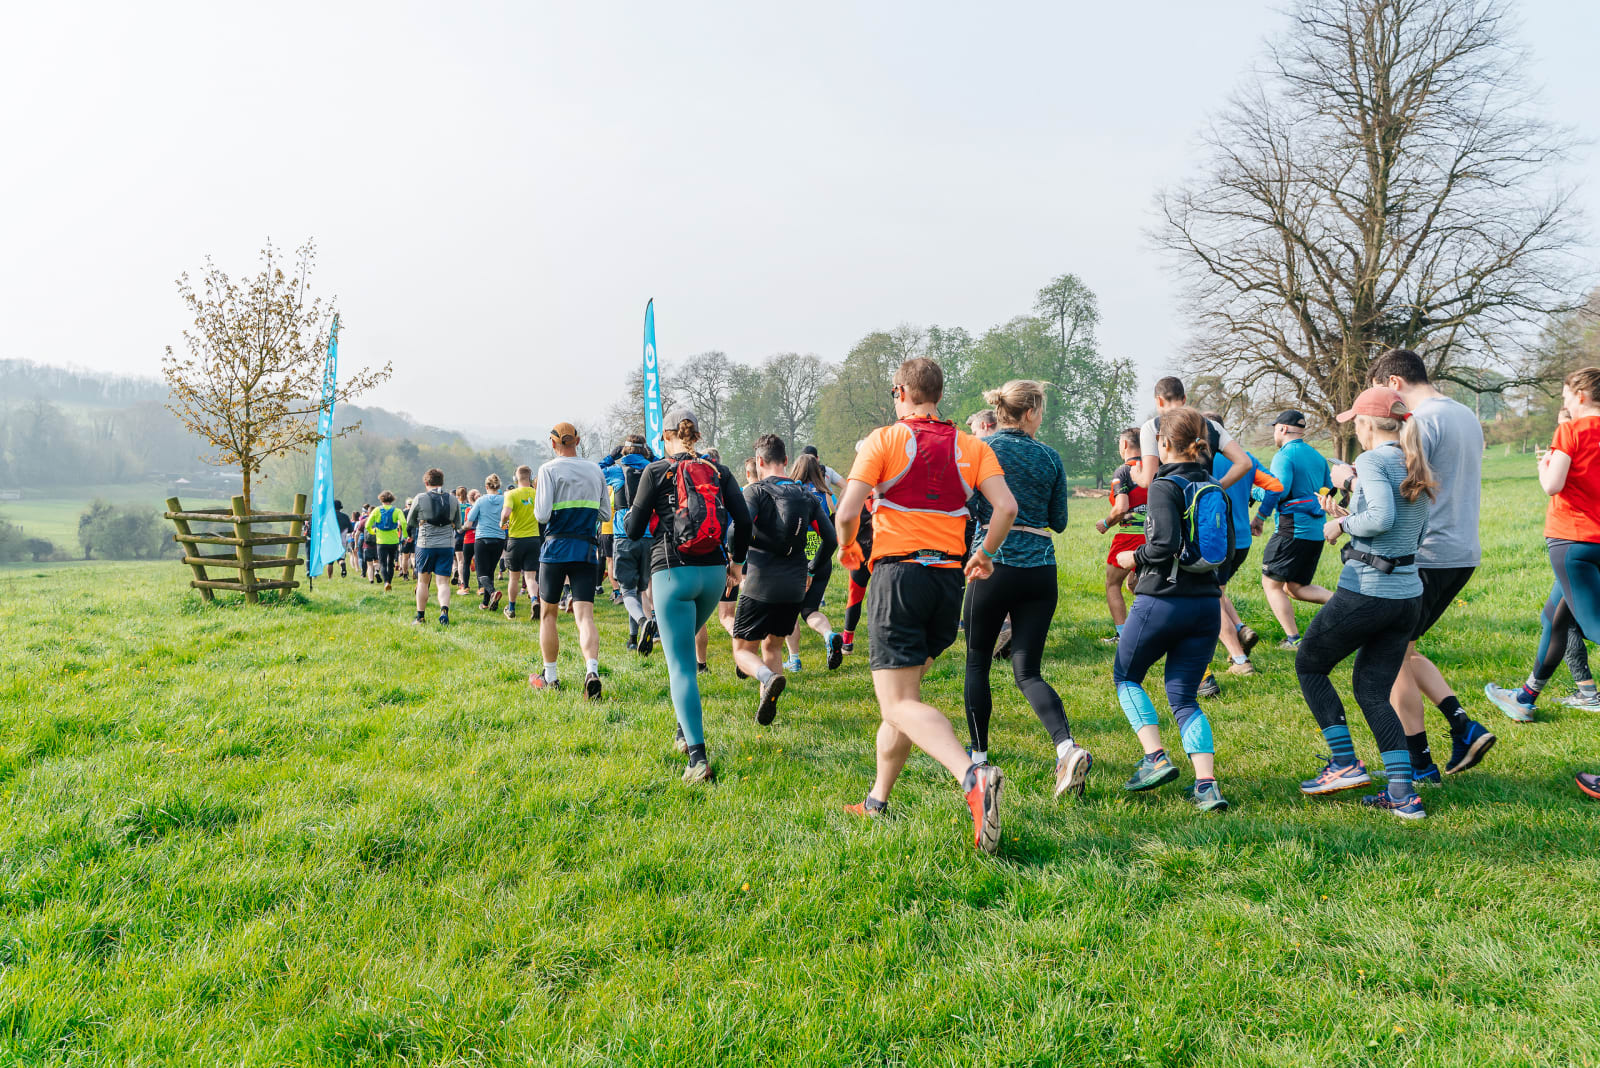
[321,346,1600,852]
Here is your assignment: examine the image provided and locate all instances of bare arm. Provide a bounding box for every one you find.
[965,474,1017,580]
[834,479,871,551]
[1540,450,1571,496]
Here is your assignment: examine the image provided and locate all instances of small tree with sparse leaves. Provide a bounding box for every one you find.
[163,239,391,513]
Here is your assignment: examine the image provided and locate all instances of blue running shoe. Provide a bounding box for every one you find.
[1483,683,1534,723]
[1361,791,1426,820]
[1187,780,1230,812]
[785,655,803,673]
[1299,757,1372,796]
[1444,719,1496,775]
[1412,763,1442,786]
[1123,752,1180,792]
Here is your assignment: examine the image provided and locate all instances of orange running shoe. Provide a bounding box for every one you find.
[964,764,1004,853]
[843,796,888,818]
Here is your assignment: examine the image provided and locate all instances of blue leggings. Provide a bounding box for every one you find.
[1112,594,1221,755]
[1537,541,1600,682]
[650,565,727,746]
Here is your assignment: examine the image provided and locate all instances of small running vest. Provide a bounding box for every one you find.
[875,418,973,519]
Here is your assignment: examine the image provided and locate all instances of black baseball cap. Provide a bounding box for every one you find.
[1272,410,1307,429]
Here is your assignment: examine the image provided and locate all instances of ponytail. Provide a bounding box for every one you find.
[671,418,701,447]
[1397,415,1438,503]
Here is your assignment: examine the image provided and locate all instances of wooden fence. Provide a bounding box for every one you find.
[163,493,308,603]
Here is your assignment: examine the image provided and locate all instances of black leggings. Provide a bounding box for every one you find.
[843,563,870,634]
[962,563,1070,751]
[475,539,505,597]
[1534,582,1594,685]
[1295,587,1420,755]
[376,543,398,584]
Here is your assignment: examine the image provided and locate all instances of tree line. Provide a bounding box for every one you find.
[602,273,1138,487]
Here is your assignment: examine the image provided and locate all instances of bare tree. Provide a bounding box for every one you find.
[163,240,391,511]
[668,350,733,447]
[763,352,834,447]
[1157,0,1585,456]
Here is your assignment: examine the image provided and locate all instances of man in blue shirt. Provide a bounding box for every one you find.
[532,422,611,699]
[1261,410,1333,648]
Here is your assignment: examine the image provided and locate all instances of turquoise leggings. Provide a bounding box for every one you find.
[649,565,727,746]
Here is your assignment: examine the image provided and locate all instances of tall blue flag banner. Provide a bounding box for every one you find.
[642,299,664,457]
[308,314,343,577]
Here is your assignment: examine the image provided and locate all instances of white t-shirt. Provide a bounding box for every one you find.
[1141,415,1233,460]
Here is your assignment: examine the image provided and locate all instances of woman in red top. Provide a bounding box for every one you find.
[1484,368,1600,799]
[1098,428,1147,643]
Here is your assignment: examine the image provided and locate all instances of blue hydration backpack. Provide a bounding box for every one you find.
[373,506,399,532]
[1158,473,1233,579]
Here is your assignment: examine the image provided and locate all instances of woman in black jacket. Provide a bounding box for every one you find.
[1110,406,1228,811]
[623,408,752,783]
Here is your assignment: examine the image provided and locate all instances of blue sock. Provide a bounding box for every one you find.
[1115,623,1124,636]
[1381,749,1413,801]
[1321,724,1357,766]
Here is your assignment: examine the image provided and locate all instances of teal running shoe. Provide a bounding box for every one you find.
[1123,752,1180,792]
[1484,683,1535,723]
[1300,757,1371,795]
[1187,780,1229,812]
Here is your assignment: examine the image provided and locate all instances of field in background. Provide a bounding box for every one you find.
[0,484,230,563]
[3,457,1599,1065]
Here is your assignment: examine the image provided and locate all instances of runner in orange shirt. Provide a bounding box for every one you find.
[834,357,1019,853]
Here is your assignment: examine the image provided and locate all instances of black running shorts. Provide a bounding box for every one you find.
[866,561,964,671]
[1412,566,1474,641]
[1261,532,1324,586]
[732,596,802,641]
[506,536,542,572]
[598,533,614,559]
[800,559,832,616]
[613,536,650,591]
[539,558,598,604]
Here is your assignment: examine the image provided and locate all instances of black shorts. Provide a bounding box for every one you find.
[1216,544,1252,586]
[454,531,466,553]
[866,562,964,671]
[721,580,740,604]
[732,596,802,641]
[539,558,598,604]
[613,536,650,591]
[1413,566,1474,641]
[598,533,614,559]
[506,536,542,572]
[401,537,415,554]
[1262,532,1323,586]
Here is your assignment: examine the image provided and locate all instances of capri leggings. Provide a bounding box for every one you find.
[1294,587,1420,755]
[1532,540,1600,683]
[1112,594,1220,754]
[963,563,1070,752]
[475,538,505,596]
[649,565,727,746]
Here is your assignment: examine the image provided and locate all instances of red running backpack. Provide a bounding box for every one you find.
[669,456,728,556]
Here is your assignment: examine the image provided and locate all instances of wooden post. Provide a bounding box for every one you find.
[231,495,257,604]
[166,495,214,603]
[282,493,307,588]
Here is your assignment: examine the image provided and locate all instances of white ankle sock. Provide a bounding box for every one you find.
[544,662,558,682]
[1055,738,1075,759]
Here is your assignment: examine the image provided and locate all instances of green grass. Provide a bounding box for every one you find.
[1,485,229,563]
[3,458,1599,1066]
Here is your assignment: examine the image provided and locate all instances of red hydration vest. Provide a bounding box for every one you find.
[875,417,974,519]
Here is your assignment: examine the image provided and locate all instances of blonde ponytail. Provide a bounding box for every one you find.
[1397,415,1438,503]
[982,380,1047,428]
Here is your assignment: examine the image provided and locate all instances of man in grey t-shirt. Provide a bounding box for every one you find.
[406,466,462,625]
[1353,350,1496,778]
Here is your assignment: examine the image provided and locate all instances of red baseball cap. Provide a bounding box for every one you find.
[1336,386,1406,423]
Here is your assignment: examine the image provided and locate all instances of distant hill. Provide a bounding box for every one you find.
[0,359,168,408]
[0,358,463,447]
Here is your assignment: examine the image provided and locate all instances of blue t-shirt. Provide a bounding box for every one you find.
[1213,449,1281,547]
[466,493,505,540]
[1337,442,1428,599]
[1270,438,1332,541]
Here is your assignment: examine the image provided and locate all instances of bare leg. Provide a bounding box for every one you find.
[573,602,599,661]
[762,634,787,673]
[717,600,736,637]
[1105,565,1130,625]
[540,601,560,664]
[696,624,709,664]
[414,572,430,613]
[1218,596,1245,659]
[732,637,770,679]
[1287,581,1334,606]
[1262,577,1300,637]
[866,663,972,804]
[806,609,831,637]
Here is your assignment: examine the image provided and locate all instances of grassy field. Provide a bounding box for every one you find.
[3,453,1599,1066]
[1,485,230,561]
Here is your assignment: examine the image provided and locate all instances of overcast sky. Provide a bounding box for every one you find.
[2,1,1596,440]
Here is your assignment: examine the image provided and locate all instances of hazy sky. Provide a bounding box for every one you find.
[3,1,1596,440]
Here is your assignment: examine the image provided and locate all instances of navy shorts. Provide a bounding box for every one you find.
[416,546,454,576]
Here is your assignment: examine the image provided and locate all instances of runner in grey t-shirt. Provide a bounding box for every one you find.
[1359,350,1496,779]
[405,468,462,625]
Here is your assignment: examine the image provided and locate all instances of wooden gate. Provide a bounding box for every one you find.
[164,493,309,603]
